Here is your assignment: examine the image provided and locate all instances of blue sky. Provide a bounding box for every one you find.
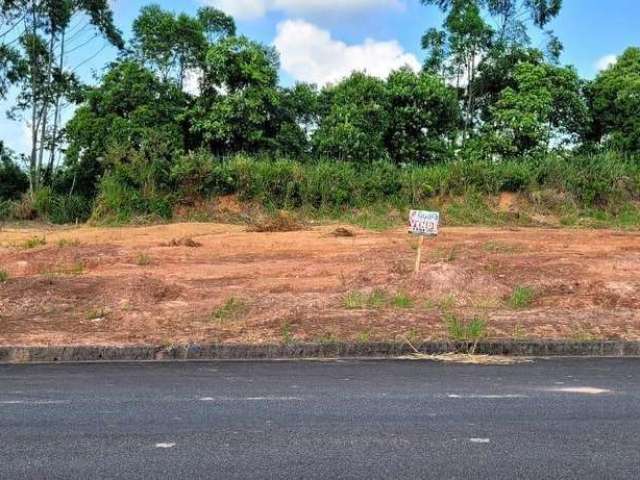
[1,0,638,155]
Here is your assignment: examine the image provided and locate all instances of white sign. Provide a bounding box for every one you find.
[409,210,440,236]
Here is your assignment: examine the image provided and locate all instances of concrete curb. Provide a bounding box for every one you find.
[1,341,640,363]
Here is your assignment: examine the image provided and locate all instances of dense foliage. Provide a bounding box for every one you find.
[0,2,639,225]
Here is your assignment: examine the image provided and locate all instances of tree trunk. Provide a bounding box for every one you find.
[47,27,65,179]
[38,23,55,185]
[29,1,39,195]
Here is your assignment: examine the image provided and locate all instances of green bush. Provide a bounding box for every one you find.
[301,160,359,208]
[0,155,29,200]
[93,174,172,223]
[171,151,217,200]
[49,195,93,224]
[0,200,14,220]
[63,149,640,227]
[560,152,636,206]
[208,153,639,216]
[92,142,175,223]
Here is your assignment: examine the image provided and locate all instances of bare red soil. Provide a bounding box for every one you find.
[1,223,639,346]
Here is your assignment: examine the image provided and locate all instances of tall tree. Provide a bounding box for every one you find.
[64,60,187,197]
[421,0,564,145]
[190,35,291,154]
[488,61,587,155]
[587,48,640,153]
[313,72,390,163]
[1,0,123,193]
[0,141,29,200]
[131,4,235,90]
[385,68,461,164]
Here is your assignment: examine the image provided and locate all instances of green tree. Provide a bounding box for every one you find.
[587,47,640,153]
[422,0,493,142]
[421,0,564,144]
[473,46,545,122]
[313,72,389,162]
[385,68,461,164]
[0,142,29,200]
[488,61,587,155]
[272,83,319,156]
[1,0,123,193]
[63,60,187,197]
[131,5,234,90]
[190,36,300,154]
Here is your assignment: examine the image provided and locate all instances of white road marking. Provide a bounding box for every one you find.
[551,387,611,395]
[447,394,527,399]
[155,443,176,449]
[199,396,303,402]
[0,400,70,405]
[469,438,491,444]
[244,397,302,401]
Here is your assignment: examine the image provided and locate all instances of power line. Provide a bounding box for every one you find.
[71,40,108,72]
[0,12,27,39]
[65,21,90,43]
[64,33,97,56]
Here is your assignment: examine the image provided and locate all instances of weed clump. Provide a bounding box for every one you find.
[343,289,389,309]
[86,307,109,320]
[444,313,488,353]
[247,211,306,233]
[162,237,202,248]
[212,298,248,323]
[508,285,536,309]
[331,227,356,237]
[392,292,414,309]
[135,253,152,266]
[57,238,81,248]
[19,236,46,249]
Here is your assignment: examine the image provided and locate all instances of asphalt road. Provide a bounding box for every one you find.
[1,358,639,480]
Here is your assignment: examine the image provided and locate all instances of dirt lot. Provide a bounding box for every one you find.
[1,222,640,346]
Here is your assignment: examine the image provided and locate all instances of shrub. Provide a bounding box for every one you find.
[49,195,92,224]
[508,285,536,309]
[93,173,172,223]
[171,151,217,200]
[32,188,92,224]
[212,297,248,323]
[0,200,14,220]
[444,313,488,348]
[91,141,175,223]
[20,236,47,249]
[0,155,29,200]
[22,149,640,227]
[301,160,359,208]
[10,195,37,220]
[392,292,414,308]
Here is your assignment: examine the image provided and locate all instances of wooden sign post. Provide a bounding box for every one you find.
[409,210,440,274]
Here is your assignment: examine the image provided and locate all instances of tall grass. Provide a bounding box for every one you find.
[14,149,636,226]
[169,151,640,212]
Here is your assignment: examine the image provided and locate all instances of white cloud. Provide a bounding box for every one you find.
[183,69,202,96]
[203,0,268,20]
[595,54,618,71]
[273,20,420,86]
[202,0,404,21]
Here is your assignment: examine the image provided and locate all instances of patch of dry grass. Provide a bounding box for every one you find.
[161,237,202,248]
[247,211,306,233]
[400,353,532,365]
[331,227,356,237]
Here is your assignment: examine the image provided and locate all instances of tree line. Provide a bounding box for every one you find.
[0,0,639,223]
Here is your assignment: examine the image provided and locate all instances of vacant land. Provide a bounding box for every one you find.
[1,223,639,346]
